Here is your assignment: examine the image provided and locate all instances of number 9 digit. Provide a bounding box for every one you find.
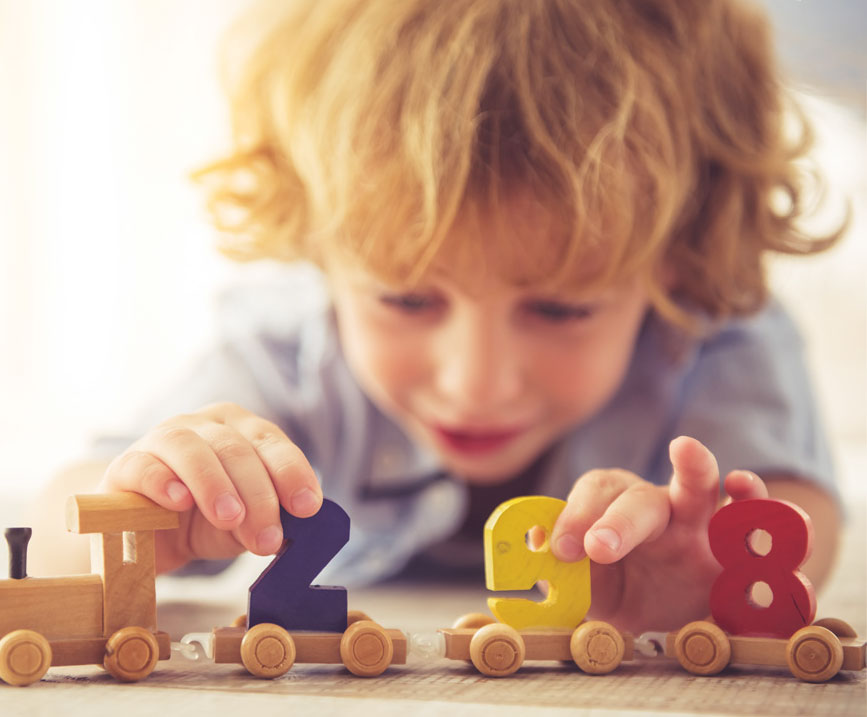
[484,496,591,630]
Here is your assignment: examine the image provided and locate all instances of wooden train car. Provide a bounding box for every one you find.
[207,610,407,678]
[663,617,866,682]
[0,494,178,686]
[437,496,635,677]
[440,612,633,677]
[203,498,408,678]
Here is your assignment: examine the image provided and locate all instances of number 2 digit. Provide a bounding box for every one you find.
[709,498,816,637]
[484,496,591,630]
[248,499,350,632]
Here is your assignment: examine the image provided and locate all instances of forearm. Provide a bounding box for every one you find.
[764,476,841,590]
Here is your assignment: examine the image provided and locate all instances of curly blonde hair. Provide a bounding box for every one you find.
[195,0,839,328]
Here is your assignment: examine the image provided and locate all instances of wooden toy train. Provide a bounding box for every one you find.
[1,493,864,686]
[0,495,176,685]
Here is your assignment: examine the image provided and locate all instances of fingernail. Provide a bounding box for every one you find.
[256,525,284,554]
[555,534,584,561]
[165,480,189,503]
[214,492,243,521]
[590,527,621,553]
[290,487,320,516]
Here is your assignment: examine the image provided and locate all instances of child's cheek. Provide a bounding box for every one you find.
[340,311,429,409]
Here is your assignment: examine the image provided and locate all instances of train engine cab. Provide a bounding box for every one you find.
[0,493,178,686]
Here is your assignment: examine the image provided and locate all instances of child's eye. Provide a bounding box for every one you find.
[525,299,597,322]
[378,292,442,314]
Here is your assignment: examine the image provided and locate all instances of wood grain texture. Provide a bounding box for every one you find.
[213,625,407,667]
[91,531,158,633]
[442,626,634,663]
[664,625,865,675]
[49,631,171,666]
[0,575,103,640]
[67,494,179,534]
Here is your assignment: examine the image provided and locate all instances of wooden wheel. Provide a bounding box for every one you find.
[674,621,731,676]
[231,614,248,629]
[240,623,296,678]
[812,618,857,638]
[340,620,394,677]
[469,623,525,677]
[786,626,843,682]
[347,609,372,626]
[0,630,52,686]
[104,627,159,682]
[452,612,497,630]
[570,621,625,674]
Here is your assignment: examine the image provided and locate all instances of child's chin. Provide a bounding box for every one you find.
[440,452,537,485]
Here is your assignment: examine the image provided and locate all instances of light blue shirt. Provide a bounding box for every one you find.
[94,267,835,585]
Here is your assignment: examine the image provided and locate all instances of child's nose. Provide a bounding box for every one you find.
[434,314,523,409]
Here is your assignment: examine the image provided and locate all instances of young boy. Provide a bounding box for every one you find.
[32,0,842,634]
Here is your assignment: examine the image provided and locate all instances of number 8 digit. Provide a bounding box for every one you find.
[485,496,591,630]
[709,498,816,638]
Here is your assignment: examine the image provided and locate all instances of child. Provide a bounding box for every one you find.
[34,0,843,634]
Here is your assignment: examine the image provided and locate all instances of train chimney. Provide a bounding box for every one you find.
[5,527,32,579]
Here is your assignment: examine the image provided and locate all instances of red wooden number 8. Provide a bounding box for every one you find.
[708,498,816,638]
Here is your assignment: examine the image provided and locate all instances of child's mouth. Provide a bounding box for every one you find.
[433,425,524,455]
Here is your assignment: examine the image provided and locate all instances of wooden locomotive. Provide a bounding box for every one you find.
[0,494,178,685]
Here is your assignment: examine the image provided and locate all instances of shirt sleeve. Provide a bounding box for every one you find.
[659,300,836,496]
[90,272,327,462]
[550,300,837,503]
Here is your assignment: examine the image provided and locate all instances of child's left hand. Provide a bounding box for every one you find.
[548,435,768,634]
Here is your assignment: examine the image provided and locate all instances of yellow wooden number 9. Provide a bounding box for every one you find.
[485,496,591,630]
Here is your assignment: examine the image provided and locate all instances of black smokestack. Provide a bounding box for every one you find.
[5,527,32,579]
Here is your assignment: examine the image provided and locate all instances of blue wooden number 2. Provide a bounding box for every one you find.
[247,499,350,632]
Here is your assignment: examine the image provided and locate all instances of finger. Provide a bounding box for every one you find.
[102,449,194,512]
[583,482,670,564]
[184,511,248,562]
[551,468,641,562]
[234,416,322,518]
[197,422,283,556]
[139,424,246,529]
[722,469,769,503]
[668,435,720,526]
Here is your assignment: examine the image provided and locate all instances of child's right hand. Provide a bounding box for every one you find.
[99,402,322,574]
[546,436,770,634]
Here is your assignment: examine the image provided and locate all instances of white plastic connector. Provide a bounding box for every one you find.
[635,631,668,658]
[175,632,215,661]
[406,631,447,660]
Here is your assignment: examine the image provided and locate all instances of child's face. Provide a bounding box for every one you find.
[326,209,651,485]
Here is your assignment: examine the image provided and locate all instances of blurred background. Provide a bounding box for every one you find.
[0,0,864,510]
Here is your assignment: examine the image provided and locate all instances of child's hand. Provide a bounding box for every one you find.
[548,436,768,634]
[99,402,322,573]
